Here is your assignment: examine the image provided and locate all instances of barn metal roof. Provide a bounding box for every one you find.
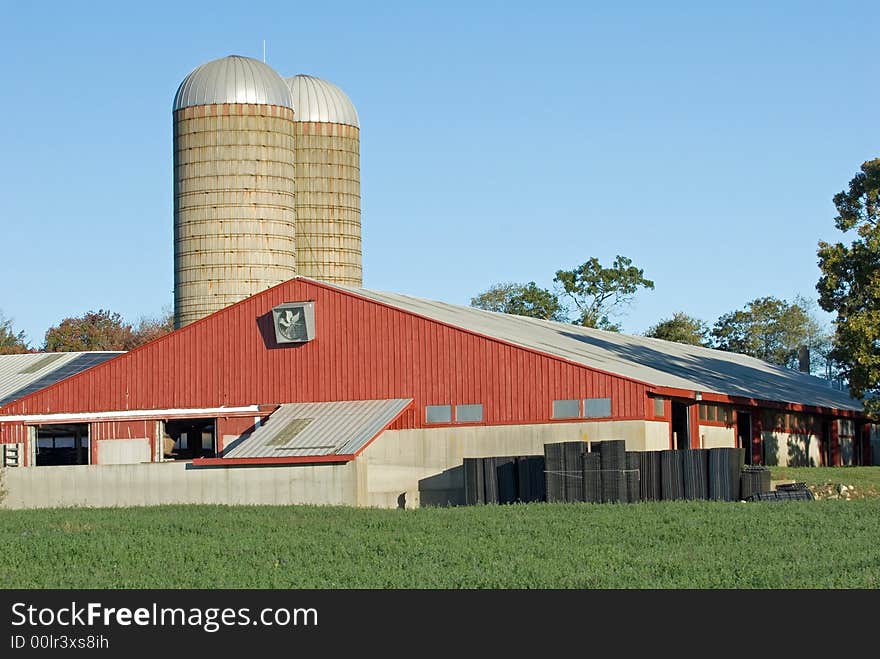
[174,55,294,111]
[285,75,359,127]
[0,352,122,408]
[332,284,863,412]
[223,398,412,458]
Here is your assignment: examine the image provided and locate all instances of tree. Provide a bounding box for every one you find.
[470,282,565,321]
[553,255,655,330]
[131,308,175,347]
[646,312,709,346]
[710,296,827,369]
[43,309,136,352]
[817,158,880,416]
[0,312,30,354]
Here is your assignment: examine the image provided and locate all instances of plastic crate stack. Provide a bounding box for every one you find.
[740,465,772,500]
[463,455,546,505]
[749,482,814,501]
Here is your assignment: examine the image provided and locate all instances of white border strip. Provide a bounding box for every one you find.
[0,406,262,424]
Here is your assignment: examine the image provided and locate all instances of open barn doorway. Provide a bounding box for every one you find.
[35,423,90,466]
[162,418,216,460]
[737,412,753,464]
[671,401,690,449]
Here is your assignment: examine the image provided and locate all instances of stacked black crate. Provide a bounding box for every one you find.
[639,451,662,501]
[463,458,485,505]
[544,443,566,503]
[625,452,641,503]
[482,458,500,504]
[516,455,546,503]
[599,440,626,503]
[708,448,727,500]
[582,452,602,503]
[496,457,518,504]
[564,441,587,502]
[740,465,771,500]
[661,450,685,500]
[731,448,745,500]
[682,449,709,500]
[709,448,746,501]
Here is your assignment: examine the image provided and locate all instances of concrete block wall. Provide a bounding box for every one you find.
[0,460,360,510]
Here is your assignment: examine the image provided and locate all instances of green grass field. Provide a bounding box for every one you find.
[2,496,879,589]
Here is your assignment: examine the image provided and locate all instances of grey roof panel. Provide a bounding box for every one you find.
[284,75,359,127]
[174,55,294,111]
[224,399,412,458]
[0,352,123,408]
[325,282,862,412]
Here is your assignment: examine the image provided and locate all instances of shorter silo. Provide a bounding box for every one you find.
[285,74,362,287]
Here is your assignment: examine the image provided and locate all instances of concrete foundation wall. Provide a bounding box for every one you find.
[0,461,361,510]
[761,431,821,467]
[360,420,666,507]
[699,425,735,449]
[97,439,150,465]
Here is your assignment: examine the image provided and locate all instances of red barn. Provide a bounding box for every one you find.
[0,278,873,508]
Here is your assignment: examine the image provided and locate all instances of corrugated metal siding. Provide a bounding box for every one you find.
[0,279,649,427]
[225,399,411,458]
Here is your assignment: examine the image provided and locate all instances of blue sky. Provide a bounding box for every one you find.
[1,1,877,346]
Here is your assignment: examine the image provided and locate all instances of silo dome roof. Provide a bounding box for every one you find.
[173,55,294,111]
[285,75,359,127]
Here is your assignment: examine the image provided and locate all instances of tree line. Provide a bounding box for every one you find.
[0,309,174,354]
[471,158,879,415]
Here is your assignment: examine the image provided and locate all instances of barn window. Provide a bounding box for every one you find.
[653,397,666,417]
[455,404,483,423]
[699,404,733,424]
[426,405,452,424]
[552,399,580,419]
[583,397,612,418]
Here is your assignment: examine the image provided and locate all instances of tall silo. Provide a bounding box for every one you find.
[285,75,362,286]
[173,55,297,328]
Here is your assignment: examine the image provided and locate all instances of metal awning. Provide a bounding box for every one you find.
[218,398,413,460]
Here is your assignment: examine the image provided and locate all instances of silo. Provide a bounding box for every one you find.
[173,55,297,328]
[285,75,362,286]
